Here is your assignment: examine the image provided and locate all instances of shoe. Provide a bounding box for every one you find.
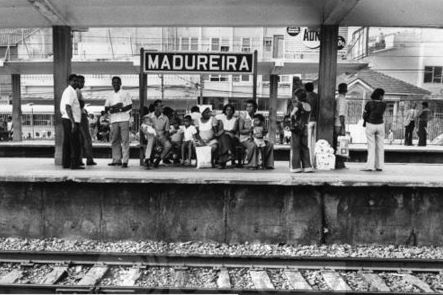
[303,168,314,173]
[71,166,85,170]
[245,166,258,170]
[79,162,85,166]
[375,168,383,172]
[290,168,303,173]
[108,162,122,166]
[235,163,244,168]
[265,166,274,170]
[86,161,97,166]
[153,158,161,168]
[122,163,128,168]
[163,159,172,164]
[360,168,373,171]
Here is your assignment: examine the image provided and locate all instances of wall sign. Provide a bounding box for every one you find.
[302,28,346,50]
[143,52,254,74]
[287,26,301,37]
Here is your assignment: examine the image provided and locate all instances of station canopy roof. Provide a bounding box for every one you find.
[0,0,442,28]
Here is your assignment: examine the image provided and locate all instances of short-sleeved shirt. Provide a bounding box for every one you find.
[60,85,81,123]
[190,112,201,126]
[148,112,169,137]
[239,112,253,142]
[183,125,197,141]
[170,125,184,142]
[218,114,238,132]
[335,94,347,127]
[104,89,132,123]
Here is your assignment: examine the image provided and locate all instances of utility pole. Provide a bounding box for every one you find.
[160,74,164,100]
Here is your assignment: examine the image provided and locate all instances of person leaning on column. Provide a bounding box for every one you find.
[333,83,348,169]
[104,76,133,168]
[60,74,83,169]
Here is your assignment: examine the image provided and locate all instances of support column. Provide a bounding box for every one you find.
[317,25,338,144]
[268,74,279,144]
[11,74,22,141]
[53,26,72,165]
[252,50,258,104]
[139,48,147,165]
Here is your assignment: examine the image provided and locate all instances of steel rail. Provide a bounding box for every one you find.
[0,250,442,272]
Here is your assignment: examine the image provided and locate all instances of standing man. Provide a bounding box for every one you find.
[77,75,96,166]
[305,82,318,165]
[105,76,132,168]
[417,102,431,147]
[238,99,274,169]
[403,103,417,146]
[334,83,348,169]
[146,100,172,168]
[60,74,83,169]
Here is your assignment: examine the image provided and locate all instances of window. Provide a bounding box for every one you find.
[208,75,228,82]
[241,75,250,82]
[221,38,230,52]
[181,38,189,51]
[191,38,199,51]
[424,66,443,83]
[232,75,240,82]
[264,37,272,52]
[280,75,289,83]
[241,38,251,52]
[211,38,220,51]
[232,74,250,82]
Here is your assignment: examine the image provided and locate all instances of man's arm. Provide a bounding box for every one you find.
[239,117,251,136]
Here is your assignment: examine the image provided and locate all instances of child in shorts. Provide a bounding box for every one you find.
[181,115,198,166]
[141,115,157,168]
[252,114,266,169]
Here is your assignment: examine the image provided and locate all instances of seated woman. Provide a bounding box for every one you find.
[195,107,220,168]
[217,104,241,168]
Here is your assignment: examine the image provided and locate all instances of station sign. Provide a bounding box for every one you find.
[143,52,254,74]
[302,28,346,50]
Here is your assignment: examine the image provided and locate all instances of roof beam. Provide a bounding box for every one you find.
[27,0,67,26]
[323,0,360,25]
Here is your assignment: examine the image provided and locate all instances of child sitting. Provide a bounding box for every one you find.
[252,114,267,169]
[181,115,198,166]
[170,118,184,164]
[141,115,156,169]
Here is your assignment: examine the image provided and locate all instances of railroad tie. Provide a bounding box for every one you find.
[120,268,142,286]
[216,268,231,289]
[78,266,109,286]
[250,270,275,290]
[0,269,23,284]
[40,266,68,285]
[321,270,352,292]
[174,268,188,288]
[402,274,434,293]
[360,272,390,292]
[283,270,312,290]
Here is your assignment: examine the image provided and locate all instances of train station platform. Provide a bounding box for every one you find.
[1,140,443,163]
[0,158,442,247]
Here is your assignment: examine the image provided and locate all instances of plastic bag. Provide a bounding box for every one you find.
[336,135,350,158]
[195,146,212,169]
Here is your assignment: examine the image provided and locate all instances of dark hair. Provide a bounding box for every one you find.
[68,74,77,82]
[148,103,155,113]
[190,106,200,113]
[253,113,265,122]
[371,88,385,100]
[305,82,314,92]
[294,88,307,101]
[77,75,85,80]
[223,103,235,114]
[246,99,258,110]
[171,117,181,125]
[163,106,174,118]
[153,99,162,107]
[111,76,121,83]
[338,83,347,94]
[423,102,429,108]
[184,115,192,121]
[141,106,149,116]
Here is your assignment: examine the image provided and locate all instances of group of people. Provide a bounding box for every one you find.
[403,102,431,146]
[0,116,12,141]
[60,74,97,169]
[139,99,274,170]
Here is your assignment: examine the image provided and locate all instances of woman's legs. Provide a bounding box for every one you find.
[375,124,385,170]
[300,129,312,170]
[365,123,376,170]
[290,131,302,172]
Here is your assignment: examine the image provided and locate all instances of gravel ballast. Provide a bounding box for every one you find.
[0,237,442,259]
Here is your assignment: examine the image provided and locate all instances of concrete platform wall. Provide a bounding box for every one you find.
[1,182,443,245]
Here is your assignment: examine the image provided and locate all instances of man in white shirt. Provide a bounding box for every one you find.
[404,103,417,146]
[60,74,83,169]
[105,76,132,168]
[334,83,348,169]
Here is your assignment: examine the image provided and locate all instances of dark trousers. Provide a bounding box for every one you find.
[79,113,94,161]
[333,126,346,169]
[62,118,81,168]
[290,128,312,170]
[404,121,415,145]
[418,121,427,146]
[218,133,239,164]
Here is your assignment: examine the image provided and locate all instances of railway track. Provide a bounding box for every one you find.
[0,251,442,294]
